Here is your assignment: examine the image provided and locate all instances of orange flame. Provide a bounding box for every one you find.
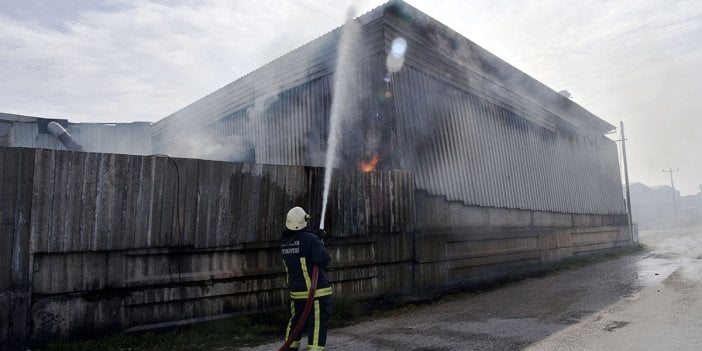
[359,155,381,173]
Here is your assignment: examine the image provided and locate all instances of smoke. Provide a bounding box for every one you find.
[162,128,254,163]
[320,8,362,229]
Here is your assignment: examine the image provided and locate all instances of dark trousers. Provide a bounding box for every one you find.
[285,295,332,349]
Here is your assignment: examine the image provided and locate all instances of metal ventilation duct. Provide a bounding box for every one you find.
[47,121,84,152]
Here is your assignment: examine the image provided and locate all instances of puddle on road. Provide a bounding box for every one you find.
[635,255,679,286]
[638,229,702,284]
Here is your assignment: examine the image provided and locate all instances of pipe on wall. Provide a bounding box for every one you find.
[47,122,84,152]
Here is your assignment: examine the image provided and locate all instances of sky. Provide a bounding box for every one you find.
[0,0,700,195]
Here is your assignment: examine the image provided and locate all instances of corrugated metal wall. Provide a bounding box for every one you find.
[7,121,152,156]
[150,3,625,216]
[173,53,624,215]
[69,123,152,155]
[393,65,624,215]
[151,15,389,168]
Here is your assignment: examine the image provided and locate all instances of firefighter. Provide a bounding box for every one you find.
[281,206,333,350]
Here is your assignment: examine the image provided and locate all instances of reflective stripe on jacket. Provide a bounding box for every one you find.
[281,228,332,299]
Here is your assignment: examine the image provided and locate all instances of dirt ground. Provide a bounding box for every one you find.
[239,226,702,350]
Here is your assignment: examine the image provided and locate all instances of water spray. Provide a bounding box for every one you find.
[280,14,361,351]
[319,12,361,230]
[281,22,408,351]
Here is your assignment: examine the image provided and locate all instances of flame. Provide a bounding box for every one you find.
[359,155,381,173]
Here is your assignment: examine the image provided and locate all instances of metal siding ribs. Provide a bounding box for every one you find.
[148,7,623,216]
[393,67,623,215]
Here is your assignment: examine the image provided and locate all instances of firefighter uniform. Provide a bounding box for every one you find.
[281,225,333,350]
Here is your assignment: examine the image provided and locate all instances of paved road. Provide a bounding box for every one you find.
[241,226,702,350]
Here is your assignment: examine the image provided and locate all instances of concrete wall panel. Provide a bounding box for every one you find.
[488,208,533,228]
[533,211,573,228]
[573,214,605,227]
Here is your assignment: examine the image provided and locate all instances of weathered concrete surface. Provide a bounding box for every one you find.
[239,226,702,350]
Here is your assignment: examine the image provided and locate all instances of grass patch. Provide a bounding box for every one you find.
[329,296,363,328]
[43,297,369,351]
[43,312,288,351]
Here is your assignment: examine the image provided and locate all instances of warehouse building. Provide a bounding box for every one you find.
[153,0,626,223]
[150,0,630,291]
[2,1,626,221]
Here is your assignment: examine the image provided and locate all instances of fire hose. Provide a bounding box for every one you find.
[278,265,320,351]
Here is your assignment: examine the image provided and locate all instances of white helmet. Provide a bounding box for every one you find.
[286,206,310,230]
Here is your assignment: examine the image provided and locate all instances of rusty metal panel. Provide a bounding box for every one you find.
[29,149,53,253]
[25,148,413,253]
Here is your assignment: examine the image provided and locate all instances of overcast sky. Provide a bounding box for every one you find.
[1,0,700,195]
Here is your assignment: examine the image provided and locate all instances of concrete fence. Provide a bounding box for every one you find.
[0,147,631,349]
[1,147,414,348]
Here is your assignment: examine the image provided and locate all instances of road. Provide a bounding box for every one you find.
[240,226,702,350]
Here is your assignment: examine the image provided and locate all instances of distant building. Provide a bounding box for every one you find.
[680,190,702,226]
[628,182,701,229]
[0,112,152,155]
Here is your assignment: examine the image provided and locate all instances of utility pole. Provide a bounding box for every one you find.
[662,167,680,222]
[619,121,634,242]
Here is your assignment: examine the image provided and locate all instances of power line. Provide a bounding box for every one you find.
[662,167,680,222]
[285,0,343,19]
